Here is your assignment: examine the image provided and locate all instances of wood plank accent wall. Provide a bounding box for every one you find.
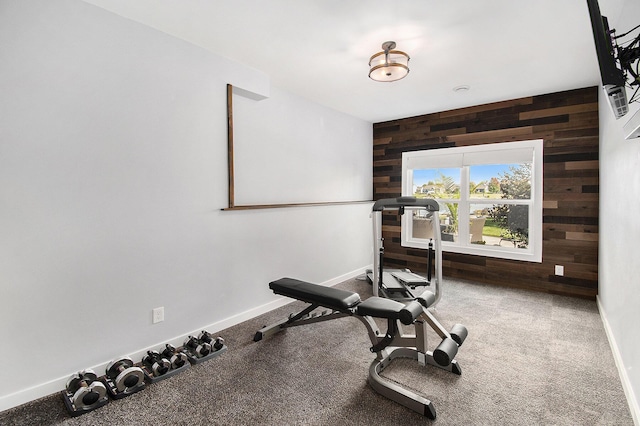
[373,87,599,299]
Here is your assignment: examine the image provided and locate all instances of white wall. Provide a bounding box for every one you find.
[0,0,372,411]
[598,0,640,421]
[233,87,372,206]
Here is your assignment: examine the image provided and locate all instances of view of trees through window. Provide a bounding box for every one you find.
[412,163,531,248]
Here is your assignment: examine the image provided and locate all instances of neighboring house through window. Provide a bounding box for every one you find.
[401,139,543,262]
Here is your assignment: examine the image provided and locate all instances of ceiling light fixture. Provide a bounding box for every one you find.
[368,41,410,82]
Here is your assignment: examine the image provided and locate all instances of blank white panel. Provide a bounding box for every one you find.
[232,87,372,205]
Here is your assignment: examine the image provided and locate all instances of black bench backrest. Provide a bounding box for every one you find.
[269,278,362,311]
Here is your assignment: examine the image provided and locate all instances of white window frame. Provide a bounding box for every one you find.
[401,139,543,262]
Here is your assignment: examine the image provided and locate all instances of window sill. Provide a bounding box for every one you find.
[403,238,542,263]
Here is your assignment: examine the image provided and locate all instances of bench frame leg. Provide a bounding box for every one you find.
[256,301,462,419]
[254,306,350,342]
[368,347,437,419]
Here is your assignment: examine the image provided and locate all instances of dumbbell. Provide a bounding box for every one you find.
[105,357,144,393]
[142,350,171,377]
[197,330,225,351]
[65,369,107,410]
[162,344,188,369]
[184,335,211,357]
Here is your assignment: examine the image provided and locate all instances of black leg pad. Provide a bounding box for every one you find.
[399,301,423,325]
[450,324,468,346]
[416,290,436,308]
[433,337,459,367]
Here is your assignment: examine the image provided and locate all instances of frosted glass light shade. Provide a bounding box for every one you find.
[368,44,410,82]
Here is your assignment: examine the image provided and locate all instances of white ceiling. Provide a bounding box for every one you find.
[82,0,623,123]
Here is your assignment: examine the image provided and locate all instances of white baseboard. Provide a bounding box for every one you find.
[0,266,371,414]
[597,296,640,425]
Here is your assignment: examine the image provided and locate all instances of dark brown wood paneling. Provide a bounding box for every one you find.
[372,86,599,299]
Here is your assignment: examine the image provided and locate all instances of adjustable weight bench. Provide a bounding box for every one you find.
[254,278,468,419]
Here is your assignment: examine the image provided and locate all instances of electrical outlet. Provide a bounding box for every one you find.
[554,265,564,276]
[152,307,164,324]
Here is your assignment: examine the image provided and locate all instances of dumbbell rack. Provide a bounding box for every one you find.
[62,335,227,416]
[185,344,228,365]
[61,384,109,418]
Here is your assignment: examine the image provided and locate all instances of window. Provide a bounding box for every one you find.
[401,139,543,262]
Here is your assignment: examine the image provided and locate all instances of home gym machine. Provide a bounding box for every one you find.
[368,196,443,306]
[254,278,468,419]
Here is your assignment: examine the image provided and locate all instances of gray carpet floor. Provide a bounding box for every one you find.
[0,277,634,425]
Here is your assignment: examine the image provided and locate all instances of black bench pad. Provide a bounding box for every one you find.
[269,278,361,310]
[357,297,424,325]
[356,297,405,320]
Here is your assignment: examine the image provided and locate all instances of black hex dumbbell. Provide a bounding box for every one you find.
[142,350,171,377]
